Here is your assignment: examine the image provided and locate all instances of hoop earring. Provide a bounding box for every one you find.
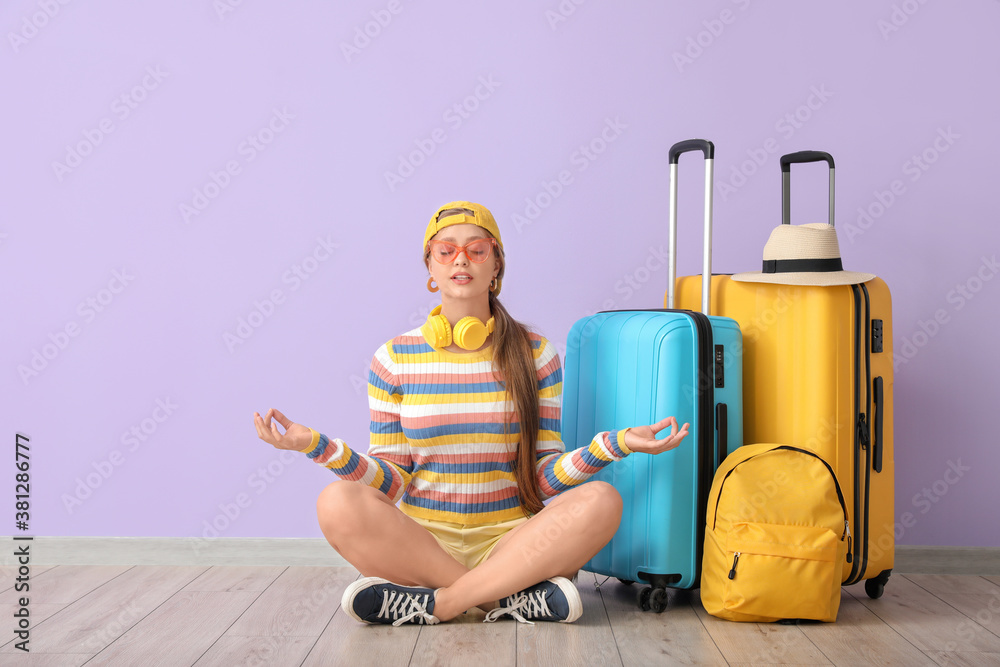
[427,277,439,293]
[490,277,498,292]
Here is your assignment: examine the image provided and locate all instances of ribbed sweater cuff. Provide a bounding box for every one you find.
[300,428,344,462]
[606,429,633,458]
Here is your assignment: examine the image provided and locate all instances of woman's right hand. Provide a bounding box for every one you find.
[621,416,690,455]
[254,408,313,452]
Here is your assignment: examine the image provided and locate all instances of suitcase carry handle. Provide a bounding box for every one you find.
[779,150,835,171]
[667,138,714,313]
[873,377,884,473]
[716,403,728,468]
[669,139,715,163]
[780,150,835,227]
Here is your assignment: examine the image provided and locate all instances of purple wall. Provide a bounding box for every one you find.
[5,1,998,547]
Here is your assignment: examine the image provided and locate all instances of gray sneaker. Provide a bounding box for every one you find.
[483,577,583,624]
[342,577,441,626]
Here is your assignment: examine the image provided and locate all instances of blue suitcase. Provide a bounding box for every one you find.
[563,140,743,611]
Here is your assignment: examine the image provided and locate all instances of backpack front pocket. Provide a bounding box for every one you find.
[723,522,841,621]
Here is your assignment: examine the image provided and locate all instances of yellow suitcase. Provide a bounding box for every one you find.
[673,150,894,597]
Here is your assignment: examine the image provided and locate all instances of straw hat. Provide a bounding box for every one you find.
[731,223,875,286]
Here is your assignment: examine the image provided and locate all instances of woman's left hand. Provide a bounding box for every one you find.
[621,416,690,455]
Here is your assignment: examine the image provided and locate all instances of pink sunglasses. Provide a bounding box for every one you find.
[426,237,497,264]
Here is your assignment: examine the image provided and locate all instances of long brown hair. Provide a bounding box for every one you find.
[488,290,545,516]
[423,222,544,516]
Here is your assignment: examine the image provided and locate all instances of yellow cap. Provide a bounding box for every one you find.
[424,201,504,295]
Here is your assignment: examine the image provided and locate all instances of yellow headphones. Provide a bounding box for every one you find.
[421,305,495,351]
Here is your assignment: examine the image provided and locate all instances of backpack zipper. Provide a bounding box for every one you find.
[846,520,853,564]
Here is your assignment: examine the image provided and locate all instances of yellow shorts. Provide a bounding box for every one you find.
[410,515,530,570]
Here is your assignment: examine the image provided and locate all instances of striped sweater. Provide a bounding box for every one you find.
[299,327,632,525]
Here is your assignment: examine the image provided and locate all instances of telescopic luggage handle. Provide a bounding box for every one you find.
[667,139,715,313]
[780,150,835,227]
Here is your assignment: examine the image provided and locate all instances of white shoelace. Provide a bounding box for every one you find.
[484,589,552,625]
[377,589,440,626]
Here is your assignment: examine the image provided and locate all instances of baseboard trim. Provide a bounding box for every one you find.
[893,545,1000,575]
[2,538,998,574]
[1,537,348,567]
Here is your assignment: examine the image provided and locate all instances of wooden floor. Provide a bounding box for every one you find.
[2,566,1000,666]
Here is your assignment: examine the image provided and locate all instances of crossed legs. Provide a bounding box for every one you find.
[316,481,622,622]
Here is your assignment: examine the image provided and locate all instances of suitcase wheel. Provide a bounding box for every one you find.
[638,586,668,613]
[617,578,635,586]
[864,569,892,599]
[864,579,884,599]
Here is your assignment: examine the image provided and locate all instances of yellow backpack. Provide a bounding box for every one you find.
[702,443,850,623]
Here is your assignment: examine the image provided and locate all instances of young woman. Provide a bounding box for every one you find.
[253,201,689,626]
